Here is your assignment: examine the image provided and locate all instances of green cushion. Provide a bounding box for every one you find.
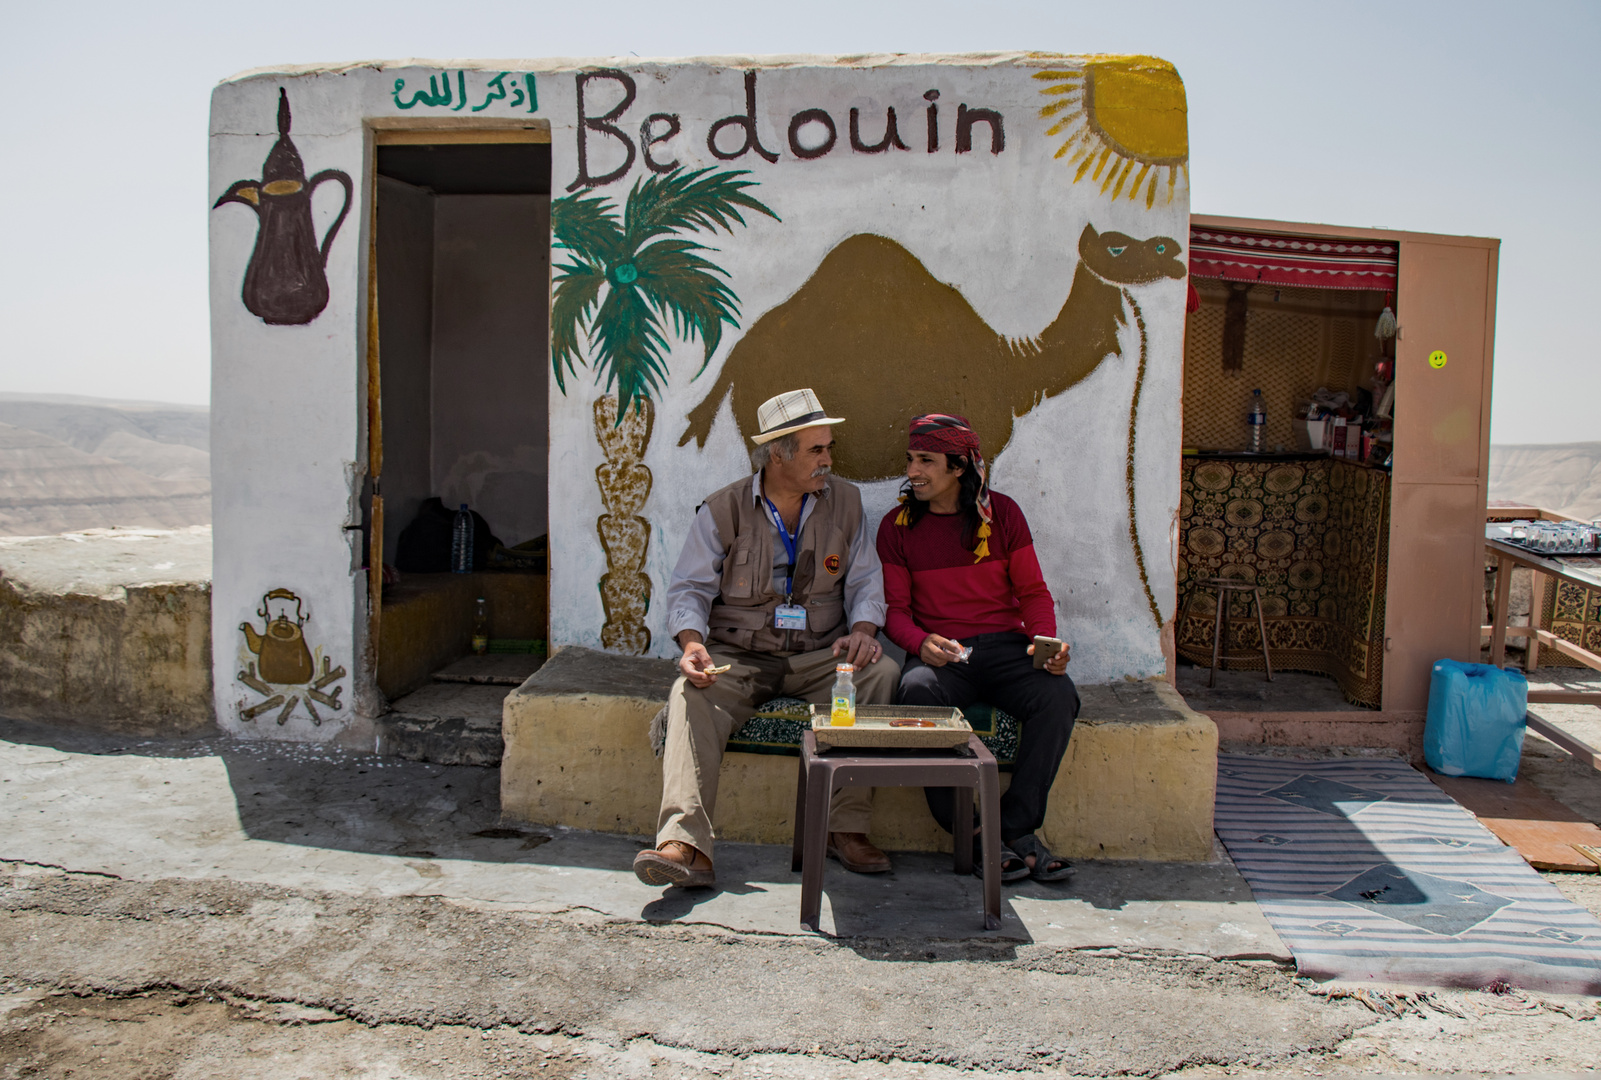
[726,696,1019,769]
[960,703,1021,766]
[725,697,812,757]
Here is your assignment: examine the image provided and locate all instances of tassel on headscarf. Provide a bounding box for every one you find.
[894,494,910,527]
[907,413,993,562]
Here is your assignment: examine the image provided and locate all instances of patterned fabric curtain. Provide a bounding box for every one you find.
[1189,228,1398,292]
[1177,457,1391,707]
[1538,578,1601,667]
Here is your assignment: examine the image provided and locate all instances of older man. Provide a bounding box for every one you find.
[634,389,900,889]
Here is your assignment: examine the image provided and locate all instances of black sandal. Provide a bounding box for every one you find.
[1011,833,1074,882]
[971,835,1031,883]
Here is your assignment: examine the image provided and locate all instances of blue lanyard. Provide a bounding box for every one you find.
[763,493,807,601]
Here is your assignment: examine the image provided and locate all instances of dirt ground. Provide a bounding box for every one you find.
[0,983,1595,1080]
[4,696,1601,1079]
[2,861,1598,1080]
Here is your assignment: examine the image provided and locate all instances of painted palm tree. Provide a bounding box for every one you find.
[550,168,778,653]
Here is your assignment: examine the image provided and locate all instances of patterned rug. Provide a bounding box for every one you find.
[1215,754,1601,993]
[727,698,1020,768]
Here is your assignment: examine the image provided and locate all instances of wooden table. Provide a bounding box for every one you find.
[1484,531,1601,771]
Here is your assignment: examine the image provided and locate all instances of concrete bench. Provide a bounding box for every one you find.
[500,647,1219,861]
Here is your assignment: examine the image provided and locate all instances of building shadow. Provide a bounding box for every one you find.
[7,717,1485,956]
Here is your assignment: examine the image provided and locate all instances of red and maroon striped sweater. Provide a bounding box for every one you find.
[875,491,1057,656]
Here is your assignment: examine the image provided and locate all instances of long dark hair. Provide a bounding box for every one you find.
[899,454,985,547]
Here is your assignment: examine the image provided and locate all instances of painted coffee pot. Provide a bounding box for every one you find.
[241,588,316,685]
[214,88,353,326]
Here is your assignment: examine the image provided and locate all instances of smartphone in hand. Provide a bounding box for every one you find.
[1031,636,1064,669]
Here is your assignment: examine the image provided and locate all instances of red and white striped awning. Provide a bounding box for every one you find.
[1188,227,1398,291]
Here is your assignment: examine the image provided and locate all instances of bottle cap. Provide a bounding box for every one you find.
[835,663,854,673]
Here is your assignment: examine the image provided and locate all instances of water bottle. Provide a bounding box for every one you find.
[472,597,489,655]
[830,663,857,727]
[1247,389,1266,453]
[451,503,474,573]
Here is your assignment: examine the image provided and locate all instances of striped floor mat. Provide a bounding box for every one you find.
[1214,755,1601,994]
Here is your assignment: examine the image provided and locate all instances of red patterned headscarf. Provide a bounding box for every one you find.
[899,413,993,561]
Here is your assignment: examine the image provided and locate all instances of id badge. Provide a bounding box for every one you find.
[773,603,807,631]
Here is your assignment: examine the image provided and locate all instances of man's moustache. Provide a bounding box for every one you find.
[810,466,831,478]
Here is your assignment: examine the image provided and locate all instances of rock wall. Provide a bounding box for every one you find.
[0,529,214,735]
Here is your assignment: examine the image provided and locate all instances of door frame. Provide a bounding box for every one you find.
[361,120,553,698]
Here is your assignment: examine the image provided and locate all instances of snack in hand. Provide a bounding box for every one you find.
[704,663,731,675]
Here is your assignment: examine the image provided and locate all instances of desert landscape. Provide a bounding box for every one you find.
[0,393,210,536]
[1488,442,1601,521]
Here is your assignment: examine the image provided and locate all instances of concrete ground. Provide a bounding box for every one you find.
[3,717,1600,1078]
[0,525,211,595]
[1175,663,1362,714]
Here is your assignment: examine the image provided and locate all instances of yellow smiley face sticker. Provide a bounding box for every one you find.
[1429,350,1448,369]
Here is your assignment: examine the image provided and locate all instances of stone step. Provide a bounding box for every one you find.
[431,652,546,686]
[377,682,509,766]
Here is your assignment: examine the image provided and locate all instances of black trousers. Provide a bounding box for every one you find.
[898,631,1080,844]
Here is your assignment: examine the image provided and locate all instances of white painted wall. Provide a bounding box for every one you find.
[210,72,371,741]
[209,55,1189,741]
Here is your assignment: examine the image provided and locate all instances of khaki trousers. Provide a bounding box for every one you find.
[657,643,901,860]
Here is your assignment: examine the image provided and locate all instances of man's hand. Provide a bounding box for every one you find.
[832,622,883,668]
[1028,639,1072,675]
[918,634,964,668]
[677,633,719,688]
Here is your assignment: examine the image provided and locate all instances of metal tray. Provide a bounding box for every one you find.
[1501,540,1601,558]
[809,704,972,749]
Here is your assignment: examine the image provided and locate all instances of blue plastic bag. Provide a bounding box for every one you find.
[1423,659,1528,782]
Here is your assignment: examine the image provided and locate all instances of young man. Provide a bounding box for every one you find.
[633,389,900,889]
[875,413,1078,882]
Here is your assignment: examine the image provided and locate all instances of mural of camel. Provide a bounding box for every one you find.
[679,224,1185,481]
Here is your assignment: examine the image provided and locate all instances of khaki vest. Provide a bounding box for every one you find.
[704,474,864,654]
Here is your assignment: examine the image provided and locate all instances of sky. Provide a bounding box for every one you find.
[2,0,1597,444]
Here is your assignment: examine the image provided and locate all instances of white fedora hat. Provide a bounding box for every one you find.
[750,388,845,445]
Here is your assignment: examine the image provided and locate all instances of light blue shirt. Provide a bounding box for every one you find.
[664,472,887,644]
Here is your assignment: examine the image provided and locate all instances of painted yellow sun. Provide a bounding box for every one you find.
[1034,57,1189,209]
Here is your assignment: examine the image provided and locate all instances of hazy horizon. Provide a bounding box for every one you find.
[3,391,1593,451]
[0,393,1593,536]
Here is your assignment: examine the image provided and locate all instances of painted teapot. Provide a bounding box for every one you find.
[214,88,352,326]
[241,588,315,685]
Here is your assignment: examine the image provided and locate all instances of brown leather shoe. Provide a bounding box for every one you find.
[827,832,891,874]
[633,840,715,888]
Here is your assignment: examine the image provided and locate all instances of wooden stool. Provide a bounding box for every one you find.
[791,730,1002,932]
[1181,577,1274,687]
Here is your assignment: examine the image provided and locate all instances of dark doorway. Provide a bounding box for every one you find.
[371,135,552,712]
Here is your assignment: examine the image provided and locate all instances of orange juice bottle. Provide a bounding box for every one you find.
[830,663,856,726]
